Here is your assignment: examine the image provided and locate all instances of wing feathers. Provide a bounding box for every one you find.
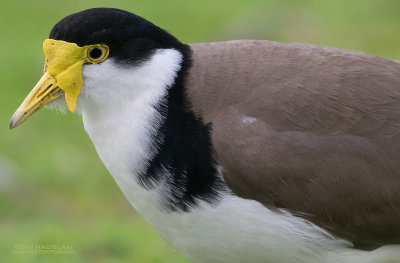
[185,40,400,245]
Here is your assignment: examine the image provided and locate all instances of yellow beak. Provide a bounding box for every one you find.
[10,39,95,129]
[9,71,62,129]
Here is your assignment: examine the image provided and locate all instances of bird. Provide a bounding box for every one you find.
[9,7,400,263]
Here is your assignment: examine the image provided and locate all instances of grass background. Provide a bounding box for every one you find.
[1,0,399,262]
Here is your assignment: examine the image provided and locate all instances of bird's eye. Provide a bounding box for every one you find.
[87,45,109,64]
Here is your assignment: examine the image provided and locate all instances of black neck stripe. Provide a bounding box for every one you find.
[136,45,226,212]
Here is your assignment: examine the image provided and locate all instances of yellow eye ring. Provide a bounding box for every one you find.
[86,45,109,64]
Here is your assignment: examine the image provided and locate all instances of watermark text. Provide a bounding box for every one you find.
[14,243,76,255]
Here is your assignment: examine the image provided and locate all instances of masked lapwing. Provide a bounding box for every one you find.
[10,8,400,263]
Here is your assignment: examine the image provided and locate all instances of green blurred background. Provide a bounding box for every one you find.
[1,0,399,262]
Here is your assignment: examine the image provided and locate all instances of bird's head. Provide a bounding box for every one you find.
[10,8,186,129]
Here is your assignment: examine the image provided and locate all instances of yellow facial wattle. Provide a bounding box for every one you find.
[9,39,109,129]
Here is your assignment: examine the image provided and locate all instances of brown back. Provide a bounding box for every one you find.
[185,40,400,248]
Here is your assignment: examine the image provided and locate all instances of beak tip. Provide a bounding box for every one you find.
[9,110,19,129]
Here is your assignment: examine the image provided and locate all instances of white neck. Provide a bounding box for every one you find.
[78,48,182,178]
[76,48,184,216]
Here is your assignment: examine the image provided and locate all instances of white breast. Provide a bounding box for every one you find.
[75,48,400,263]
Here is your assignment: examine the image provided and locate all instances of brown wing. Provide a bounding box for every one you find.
[185,40,400,248]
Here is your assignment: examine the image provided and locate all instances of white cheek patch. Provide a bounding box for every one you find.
[77,48,183,111]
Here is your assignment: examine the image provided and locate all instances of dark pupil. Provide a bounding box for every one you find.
[89,47,103,59]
